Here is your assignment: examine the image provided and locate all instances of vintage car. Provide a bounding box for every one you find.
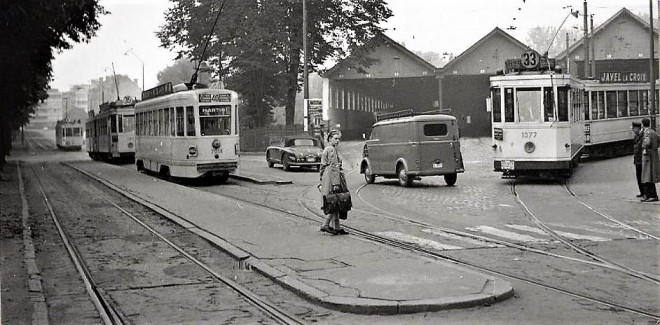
[266,135,324,171]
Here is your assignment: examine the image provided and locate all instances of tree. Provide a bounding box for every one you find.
[158,0,392,127]
[0,1,106,169]
[526,26,581,58]
[157,59,197,85]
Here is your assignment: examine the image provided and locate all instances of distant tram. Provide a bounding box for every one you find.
[134,82,239,182]
[489,51,658,178]
[55,119,84,151]
[85,97,137,162]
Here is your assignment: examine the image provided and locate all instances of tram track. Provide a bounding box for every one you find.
[510,180,660,284]
[60,162,660,320]
[39,162,306,325]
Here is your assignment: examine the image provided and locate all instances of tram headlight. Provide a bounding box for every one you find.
[524,141,535,153]
[188,146,198,156]
[128,142,134,149]
[212,139,221,149]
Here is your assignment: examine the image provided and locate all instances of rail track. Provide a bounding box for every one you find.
[58,161,659,321]
[31,163,306,325]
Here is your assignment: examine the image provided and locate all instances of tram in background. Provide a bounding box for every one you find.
[488,50,658,178]
[134,82,239,182]
[55,119,84,150]
[85,97,137,162]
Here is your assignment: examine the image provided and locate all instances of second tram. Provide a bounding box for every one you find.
[55,119,84,150]
[134,82,239,182]
[86,97,137,162]
[488,54,658,178]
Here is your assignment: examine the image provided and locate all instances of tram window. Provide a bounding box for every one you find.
[640,91,649,115]
[200,105,231,136]
[65,128,73,136]
[176,107,184,136]
[584,91,590,120]
[617,90,628,117]
[169,108,175,136]
[557,87,568,122]
[597,91,605,119]
[517,88,542,123]
[111,116,117,133]
[163,109,169,136]
[491,88,502,122]
[504,88,514,122]
[542,88,554,122]
[74,127,81,136]
[186,106,195,136]
[124,115,135,133]
[605,91,617,118]
[629,91,639,116]
[118,115,123,133]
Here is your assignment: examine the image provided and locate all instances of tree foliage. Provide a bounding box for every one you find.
[157,0,392,127]
[0,1,106,166]
[526,26,581,57]
[157,59,197,85]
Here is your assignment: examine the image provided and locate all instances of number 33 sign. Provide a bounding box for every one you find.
[521,50,540,69]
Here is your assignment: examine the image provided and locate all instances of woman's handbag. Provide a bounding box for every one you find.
[323,190,352,215]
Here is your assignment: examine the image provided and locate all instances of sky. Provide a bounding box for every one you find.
[50,0,652,92]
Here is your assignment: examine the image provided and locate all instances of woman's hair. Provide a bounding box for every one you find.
[327,129,341,142]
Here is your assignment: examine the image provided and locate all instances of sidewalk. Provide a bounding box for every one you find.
[68,160,514,314]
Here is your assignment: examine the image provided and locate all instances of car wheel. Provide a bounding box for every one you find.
[444,173,457,186]
[364,164,375,184]
[266,152,274,168]
[397,165,411,187]
[282,155,291,171]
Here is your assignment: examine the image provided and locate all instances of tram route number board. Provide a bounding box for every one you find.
[501,160,515,170]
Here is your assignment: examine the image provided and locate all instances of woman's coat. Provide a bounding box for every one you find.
[641,127,660,184]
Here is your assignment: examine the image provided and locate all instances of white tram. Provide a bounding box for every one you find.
[134,82,239,181]
[489,54,658,178]
[86,98,137,161]
[55,119,84,150]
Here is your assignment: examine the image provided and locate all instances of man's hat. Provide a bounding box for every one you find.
[632,121,642,127]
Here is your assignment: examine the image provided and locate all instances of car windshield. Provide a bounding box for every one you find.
[288,139,318,147]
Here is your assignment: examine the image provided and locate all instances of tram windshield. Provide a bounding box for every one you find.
[200,105,232,136]
[516,88,542,123]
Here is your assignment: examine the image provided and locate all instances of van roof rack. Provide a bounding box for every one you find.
[375,109,450,122]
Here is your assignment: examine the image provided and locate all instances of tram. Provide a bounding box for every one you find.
[85,97,137,162]
[134,82,239,182]
[55,119,84,150]
[489,51,658,178]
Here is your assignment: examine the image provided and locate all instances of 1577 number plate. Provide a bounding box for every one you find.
[501,160,515,170]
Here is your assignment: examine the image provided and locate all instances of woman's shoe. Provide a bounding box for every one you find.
[320,225,331,233]
[336,228,349,235]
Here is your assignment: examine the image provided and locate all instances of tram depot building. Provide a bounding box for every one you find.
[321,8,658,139]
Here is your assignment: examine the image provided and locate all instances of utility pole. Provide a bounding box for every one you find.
[583,0,589,79]
[590,14,596,78]
[303,0,310,133]
[651,0,657,129]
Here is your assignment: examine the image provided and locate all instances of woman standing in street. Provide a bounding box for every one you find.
[319,130,349,235]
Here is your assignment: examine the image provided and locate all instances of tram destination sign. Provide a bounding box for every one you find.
[199,93,231,103]
[142,82,173,101]
[599,72,648,83]
[200,105,230,116]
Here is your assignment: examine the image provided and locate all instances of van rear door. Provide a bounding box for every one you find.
[418,121,458,174]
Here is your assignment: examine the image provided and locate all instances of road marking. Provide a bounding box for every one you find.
[466,225,547,242]
[505,224,610,242]
[376,231,463,250]
[421,228,504,248]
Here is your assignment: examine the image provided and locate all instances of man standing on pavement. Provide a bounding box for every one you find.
[640,118,660,202]
[632,121,644,198]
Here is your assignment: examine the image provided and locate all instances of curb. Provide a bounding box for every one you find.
[229,173,292,185]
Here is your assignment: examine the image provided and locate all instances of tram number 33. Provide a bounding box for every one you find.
[521,50,540,69]
[521,131,537,139]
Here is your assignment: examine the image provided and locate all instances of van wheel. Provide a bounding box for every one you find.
[397,165,412,187]
[444,173,457,186]
[364,165,375,184]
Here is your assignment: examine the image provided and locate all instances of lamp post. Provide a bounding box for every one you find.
[124,49,145,91]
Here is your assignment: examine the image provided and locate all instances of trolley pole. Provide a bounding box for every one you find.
[651,0,657,130]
